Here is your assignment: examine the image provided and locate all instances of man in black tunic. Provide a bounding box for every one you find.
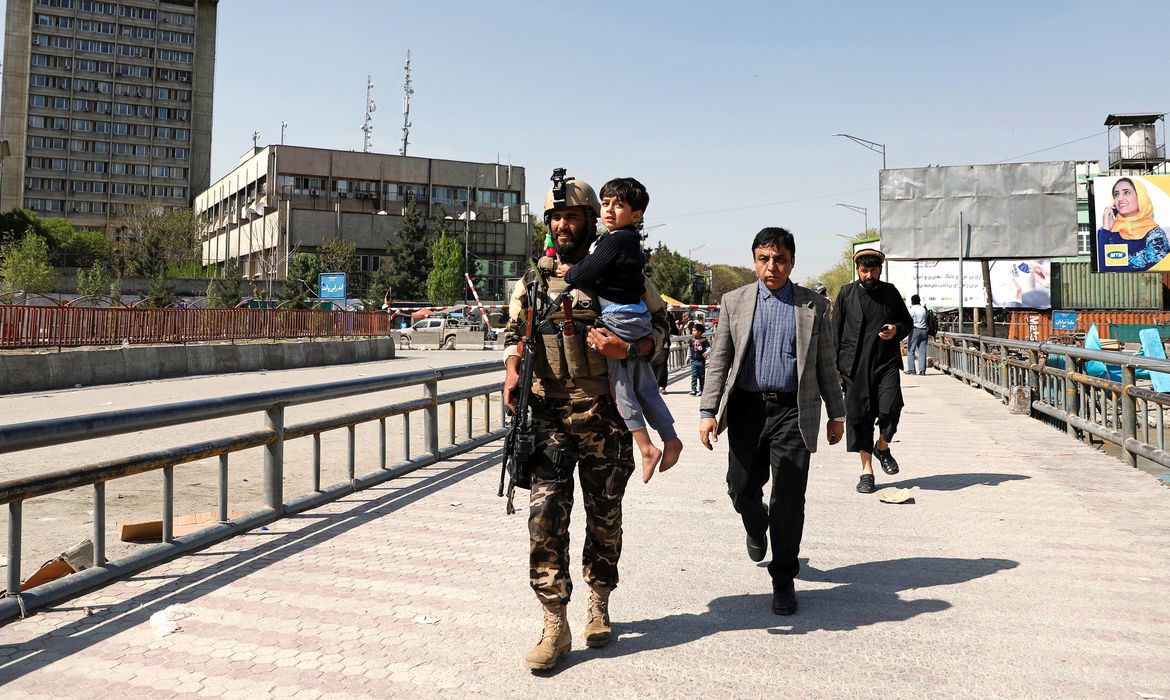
[833,249,914,494]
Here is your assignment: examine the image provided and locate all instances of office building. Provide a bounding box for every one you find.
[196,146,530,301]
[0,0,218,229]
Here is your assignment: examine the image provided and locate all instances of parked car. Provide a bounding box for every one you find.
[398,315,485,350]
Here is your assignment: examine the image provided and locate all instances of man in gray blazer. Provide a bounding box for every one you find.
[699,227,845,615]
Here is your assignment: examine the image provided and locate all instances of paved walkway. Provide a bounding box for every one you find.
[2,370,1169,698]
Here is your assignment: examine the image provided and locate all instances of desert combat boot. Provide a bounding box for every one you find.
[583,586,612,648]
[525,601,571,671]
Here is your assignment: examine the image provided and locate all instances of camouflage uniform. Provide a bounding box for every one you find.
[505,265,668,604]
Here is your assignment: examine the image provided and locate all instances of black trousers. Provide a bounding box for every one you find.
[725,389,810,584]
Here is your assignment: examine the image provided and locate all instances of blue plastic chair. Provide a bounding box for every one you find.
[1083,324,1120,381]
[1139,328,1170,393]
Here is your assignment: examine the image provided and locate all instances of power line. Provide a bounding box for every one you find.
[656,187,875,220]
[995,130,1105,163]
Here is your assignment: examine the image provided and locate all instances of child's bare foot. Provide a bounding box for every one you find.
[640,443,662,483]
[659,437,683,472]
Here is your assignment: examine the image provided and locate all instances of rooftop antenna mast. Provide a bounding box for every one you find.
[361,75,376,153]
[400,50,413,156]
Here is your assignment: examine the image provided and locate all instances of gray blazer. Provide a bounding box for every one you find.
[700,281,845,453]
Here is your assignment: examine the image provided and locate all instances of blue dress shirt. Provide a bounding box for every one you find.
[735,280,798,393]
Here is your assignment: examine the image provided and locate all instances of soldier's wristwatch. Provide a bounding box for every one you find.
[625,342,639,361]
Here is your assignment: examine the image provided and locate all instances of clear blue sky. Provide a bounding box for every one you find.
[20,1,1170,279]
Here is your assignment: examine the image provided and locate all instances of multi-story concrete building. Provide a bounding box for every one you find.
[196,146,530,302]
[0,0,217,229]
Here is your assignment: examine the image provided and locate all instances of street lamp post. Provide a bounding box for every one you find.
[835,203,868,235]
[464,174,487,303]
[832,132,886,170]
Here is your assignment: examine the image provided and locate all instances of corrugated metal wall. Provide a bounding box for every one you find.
[1007,310,1170,341]
[1055,261,1162,309]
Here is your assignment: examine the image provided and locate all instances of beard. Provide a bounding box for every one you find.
[554,225,595,260]
[860,277,880,290]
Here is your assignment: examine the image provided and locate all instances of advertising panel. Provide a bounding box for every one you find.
[879,161,1078,260]
[886,259,1051,309]
[1091,175,1170,273]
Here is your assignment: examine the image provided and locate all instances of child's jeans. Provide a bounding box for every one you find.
[690,360,706,394]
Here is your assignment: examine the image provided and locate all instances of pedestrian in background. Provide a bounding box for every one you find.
[833,249,913,494]
[906,294,928,375]
[687,322,710,396]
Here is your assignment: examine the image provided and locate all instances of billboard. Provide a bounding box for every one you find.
[1090,175,1170,273]
[886,259,1051,309]
[879,161,1079,260]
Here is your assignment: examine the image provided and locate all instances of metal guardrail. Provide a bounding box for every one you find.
[0,305,393,349]
[931,333,1170,470]
[0,360,506,620]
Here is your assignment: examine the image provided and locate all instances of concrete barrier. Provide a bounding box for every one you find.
[0,339,398,394]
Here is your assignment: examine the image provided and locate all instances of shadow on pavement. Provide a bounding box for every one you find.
[881,473,1030,491]
[552,556,1017,670]
[0,448,503,685]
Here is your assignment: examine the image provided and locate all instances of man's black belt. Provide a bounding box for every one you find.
[735,388,797,402]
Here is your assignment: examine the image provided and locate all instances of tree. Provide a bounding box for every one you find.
[133,231,168,279]
[140,276,176,308]
[318,237,357,277]
[807,228,877,300]
[530,216,551,260]
[1,233,55,293]
[280,253,321,308]
[0,209,50,248]
[56,227,113,268]
[75,261,115,299]
[427,231,464,306]
[381,196,431,302]
[118,202,204,275]
[706,264,756,304]
[646,242,694,303]
[206,259,243,308]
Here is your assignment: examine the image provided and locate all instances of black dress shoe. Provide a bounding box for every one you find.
[772,580,797,615]
[876,447,900,475]
[746,531,767,562]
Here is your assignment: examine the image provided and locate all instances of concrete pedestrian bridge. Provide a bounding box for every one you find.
[1,349,1168,697]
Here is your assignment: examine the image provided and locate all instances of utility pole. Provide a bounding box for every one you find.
[361,76,375,153]
[400,50,413,156]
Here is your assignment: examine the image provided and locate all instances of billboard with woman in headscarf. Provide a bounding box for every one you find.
[1093,175,1170,272]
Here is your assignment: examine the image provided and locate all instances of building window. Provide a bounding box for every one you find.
[1077,223,1091,256]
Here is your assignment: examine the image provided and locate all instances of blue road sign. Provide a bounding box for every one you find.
[319,272,347,300]
[1052,310,1078,331]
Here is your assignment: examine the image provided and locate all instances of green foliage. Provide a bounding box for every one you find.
[530,216,550,260]
[1,233,56,293]
[318,237,357,277]
[646,242,694,303]
[427,231,464,306]
[75,261,115,299]
[0,209,49,248]
[807,228,877,300]
[56,228,113,268]
[206,260,243,308]
[133,231,168,279]
[381,196,432,301]
[141,276,177,308]
[705,264,757,304]
[120,203,204,268]
[281,253,322,308]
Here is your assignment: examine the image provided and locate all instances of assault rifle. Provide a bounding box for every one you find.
[499,262,563,514]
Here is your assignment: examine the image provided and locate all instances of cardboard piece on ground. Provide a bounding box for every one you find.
[875,487,914,504]
[118,510,245,543]
[19,539,94,592]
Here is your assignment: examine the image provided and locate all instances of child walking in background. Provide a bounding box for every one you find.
[560,177,682,483]
[688,323,711,396]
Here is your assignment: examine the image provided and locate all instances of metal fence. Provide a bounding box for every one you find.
[931,333,1170,470]
[0,360,506,620]
[0,305,393,349]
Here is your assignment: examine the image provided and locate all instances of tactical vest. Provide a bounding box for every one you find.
[532,274,610,381]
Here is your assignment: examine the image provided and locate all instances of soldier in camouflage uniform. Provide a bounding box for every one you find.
[502,173,669,672]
